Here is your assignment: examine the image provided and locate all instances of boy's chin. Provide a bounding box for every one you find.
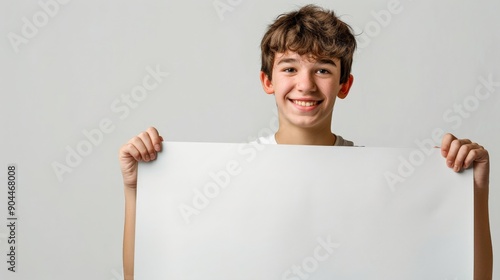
[284,117,328,130]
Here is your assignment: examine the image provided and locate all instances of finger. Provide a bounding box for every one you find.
[440,133,457,157]
[146,126,163,152]
[121,142,144,162]
[446,138,473,170]
[137,131,156,161]
[128,135,152,162]
[463,145,487,169]
[453,143,479,171]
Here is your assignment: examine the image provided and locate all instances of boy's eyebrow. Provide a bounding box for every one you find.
[276,57,337,67]
[276,58,298,65]
[316,59,337,67]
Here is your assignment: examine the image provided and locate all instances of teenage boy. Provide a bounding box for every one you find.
[119,5,492,279]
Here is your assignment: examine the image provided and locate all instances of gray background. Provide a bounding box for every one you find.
[0,0,498,279]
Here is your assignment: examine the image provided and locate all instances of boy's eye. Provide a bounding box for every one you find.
[283,68,296,73]
[316,69,330,74]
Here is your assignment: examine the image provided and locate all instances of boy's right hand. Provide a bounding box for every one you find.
[119,127,163,189]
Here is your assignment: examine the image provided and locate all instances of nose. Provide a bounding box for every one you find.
[296,72,316,92]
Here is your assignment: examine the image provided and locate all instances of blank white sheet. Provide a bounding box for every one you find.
[135,142,473,280]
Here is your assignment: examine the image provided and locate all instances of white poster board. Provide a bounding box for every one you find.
[136,142,473,280]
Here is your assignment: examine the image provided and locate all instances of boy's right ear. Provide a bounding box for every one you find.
[260,71,274,94]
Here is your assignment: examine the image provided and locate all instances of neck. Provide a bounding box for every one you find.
[275,126,336,146]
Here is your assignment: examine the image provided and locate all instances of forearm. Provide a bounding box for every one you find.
[474,187,493,280]
[123,186,137,280]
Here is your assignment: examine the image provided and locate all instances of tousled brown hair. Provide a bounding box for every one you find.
[260,5,356,84]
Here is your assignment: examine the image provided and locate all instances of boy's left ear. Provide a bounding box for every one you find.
[260,71,274,94]
[337,74,354,99]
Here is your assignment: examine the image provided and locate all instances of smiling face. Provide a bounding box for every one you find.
[261,51,353,132]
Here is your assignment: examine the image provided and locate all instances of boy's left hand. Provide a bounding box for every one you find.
[440,133,490,189]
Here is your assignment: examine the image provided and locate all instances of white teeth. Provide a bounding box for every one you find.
[293,100,318,107]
